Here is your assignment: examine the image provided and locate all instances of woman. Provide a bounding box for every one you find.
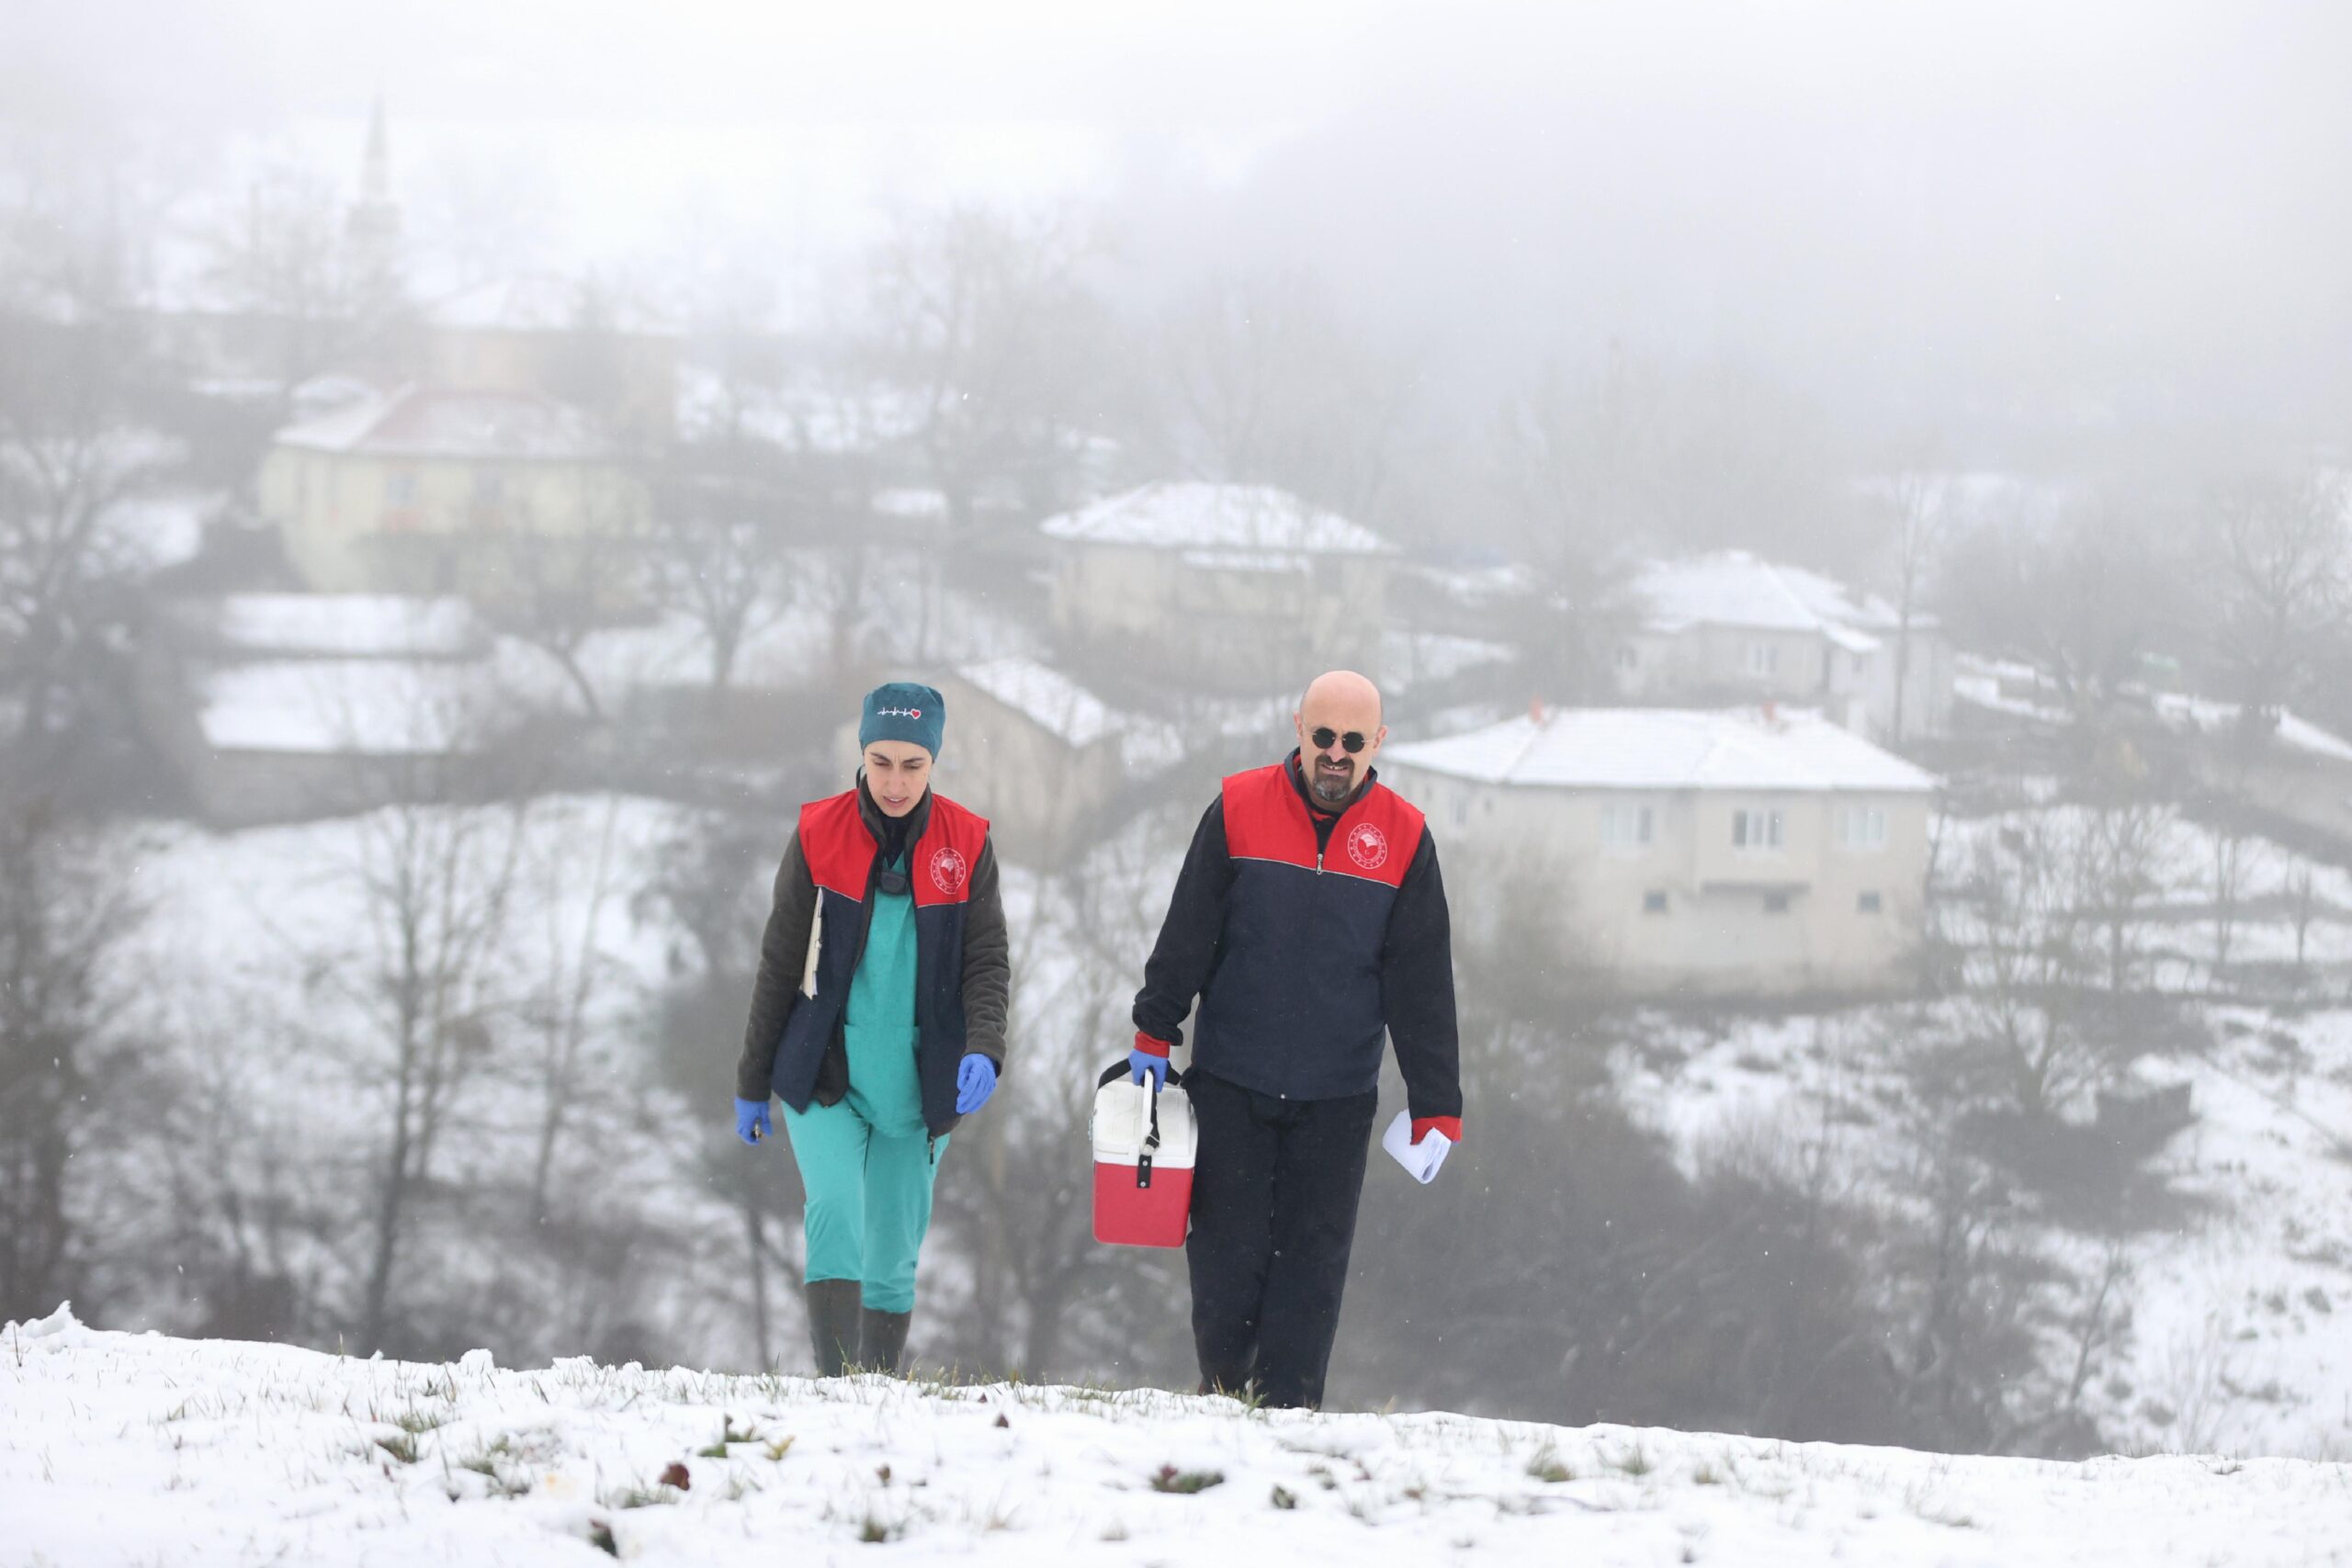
[733,682,1009,1375]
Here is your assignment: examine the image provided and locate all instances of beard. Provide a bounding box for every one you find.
[1307,755,1355,807]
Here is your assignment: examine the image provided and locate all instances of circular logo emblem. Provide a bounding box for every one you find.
[929,845,969,896]
[1346,822,1390,871]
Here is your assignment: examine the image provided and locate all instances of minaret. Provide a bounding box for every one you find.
[345,96,402,301]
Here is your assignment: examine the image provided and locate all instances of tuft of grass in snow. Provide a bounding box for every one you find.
[696,1412,763,1457]
[373,1432,421,1465]
[1527,1445,1574,1483]
[1149,1464,1227,1495]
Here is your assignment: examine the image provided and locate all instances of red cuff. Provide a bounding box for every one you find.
[1411,1116,1462,1145]
[1133,1032,1172,1058]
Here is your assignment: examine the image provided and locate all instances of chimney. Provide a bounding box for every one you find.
[1529,695,1546,726]
[1762,700,1778,727]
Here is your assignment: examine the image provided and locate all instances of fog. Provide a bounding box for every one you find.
[7,0,2352,1468]
[16,1,2350,443]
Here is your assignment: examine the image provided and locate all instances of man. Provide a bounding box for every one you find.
[734,682,1010,1377]
[1129,670,1462,1409]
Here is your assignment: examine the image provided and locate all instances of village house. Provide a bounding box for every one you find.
[1382,705,1939,997]
[1615,551,1955,746]
[937,657,1184,863]
[1037,483,1395,692]
[256,385,650,599]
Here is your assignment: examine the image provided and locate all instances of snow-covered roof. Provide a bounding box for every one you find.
[181,595,486,659]
[1384,707,1939,794]
[1634,551,1925,637]
[1039,484,1390,557]
[273,385,609,461]
[195,660,501,756]
[957,657,1184,774]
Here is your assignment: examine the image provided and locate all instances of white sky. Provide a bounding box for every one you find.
[11,0,2350,443]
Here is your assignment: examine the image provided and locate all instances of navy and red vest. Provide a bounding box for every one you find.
[1193,762,1428,1100]
[769,788,991,1138]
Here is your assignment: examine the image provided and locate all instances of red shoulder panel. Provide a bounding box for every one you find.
[1221,763,1317,869]
[797,791,876,900]
[912,792,990,907]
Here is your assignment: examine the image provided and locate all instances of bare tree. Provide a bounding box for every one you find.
[1155,269,1416,526]
[650,453,789,701]
[197,163,409,395]
[2283,863,2321,981]
[1951,817,2100,1121]
[1939,498,2190,745]
[2208,824,2256,987]
[928,823,1182,1377]
[1871,468,1952,746]
[0,305,172,769]
[635,806,811,1368]
[2195,472,2348,731]
[1491,358,1648,703]
[1879,1122,2055,1453]
[520,798,623,1224]
[865,203,1114,536]
[2079,798,2175,996]
[481,481,649,724]
[0,799,138,1321]
[322,793,530,1352]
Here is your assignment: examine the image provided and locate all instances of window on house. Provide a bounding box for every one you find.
[1643,891,1669,915]
[1614,645,1640,674]
[1601,803,1655,849]
[1858,891,1883,914]
[1451,793,1470,828]
[1837,806,1889,851]
[1763,892,1792,914]
[1732,807,1785,850]
[384,469,418,506]
[1744,642,1779,677]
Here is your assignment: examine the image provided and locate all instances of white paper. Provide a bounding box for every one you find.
[1381,1111,1450,1185]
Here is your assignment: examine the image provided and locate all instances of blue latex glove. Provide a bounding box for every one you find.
[956,1054,998,1114]
[735,1097,773,1145]
[1128,1050,1169,1090]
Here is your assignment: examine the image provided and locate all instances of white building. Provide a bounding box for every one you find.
[1037,483,1395,691]
[1383,705,1939,997]
[257,384,649,598]
[1617,551,1955,745]
[938,658,1185,863]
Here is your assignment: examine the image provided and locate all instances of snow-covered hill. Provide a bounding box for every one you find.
[6,1305,2345,1567]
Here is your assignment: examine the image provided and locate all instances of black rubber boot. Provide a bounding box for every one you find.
[805,1280,863,1378]
[859,1306,913,1376]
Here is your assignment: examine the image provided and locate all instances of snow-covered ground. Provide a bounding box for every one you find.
[1613,803,2352,1460]
[7,1303,2346,1567]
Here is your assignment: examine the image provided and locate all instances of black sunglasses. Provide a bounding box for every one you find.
[1310,728,1371,755]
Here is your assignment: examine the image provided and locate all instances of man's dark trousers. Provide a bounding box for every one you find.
[1184,1066,1381,1410]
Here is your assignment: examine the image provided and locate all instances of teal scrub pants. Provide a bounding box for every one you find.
[782,850,947,1315]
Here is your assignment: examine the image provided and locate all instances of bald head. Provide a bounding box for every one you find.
[1300,670,1383,723]
[1295,670,1388,809]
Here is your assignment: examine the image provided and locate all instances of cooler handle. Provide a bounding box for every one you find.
[1095,1059,1178,1188]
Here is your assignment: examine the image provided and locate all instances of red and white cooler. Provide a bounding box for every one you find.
[1091,1062,1196,1248]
